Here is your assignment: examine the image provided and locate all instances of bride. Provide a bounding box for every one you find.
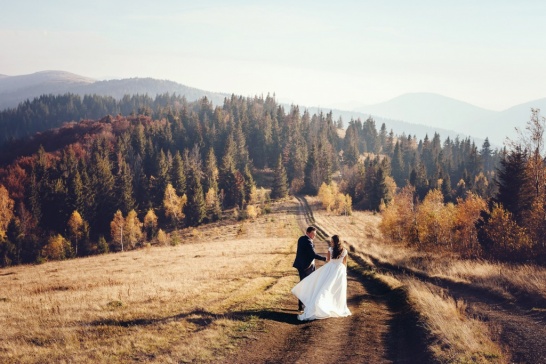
[291,235,351,321]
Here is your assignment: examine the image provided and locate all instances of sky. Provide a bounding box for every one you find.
[1,0,546,111]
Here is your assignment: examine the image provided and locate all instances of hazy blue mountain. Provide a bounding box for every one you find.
[477,98,546,144]
[0,71,94,109]
[0,70,228,110]
[65,77,229,106]
[356,93,495,130]
[0,71,479,146]
[3,71,543,146]
[355,93,545,145]
[307,106,476,145]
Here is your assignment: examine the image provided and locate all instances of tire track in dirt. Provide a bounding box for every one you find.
[222,196,432,363]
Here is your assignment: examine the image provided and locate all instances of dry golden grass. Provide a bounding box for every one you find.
[307,192,546,307]
[0,203,300,363]
[405,279,503,363]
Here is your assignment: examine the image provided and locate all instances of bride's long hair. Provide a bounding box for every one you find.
[331,235,343,259]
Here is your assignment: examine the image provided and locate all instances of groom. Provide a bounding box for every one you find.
[293,226,327,311]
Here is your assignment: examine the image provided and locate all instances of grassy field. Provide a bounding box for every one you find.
[4,195,546,363]
[0,205,300,363]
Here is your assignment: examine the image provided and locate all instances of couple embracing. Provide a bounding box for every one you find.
[291,226,351,321]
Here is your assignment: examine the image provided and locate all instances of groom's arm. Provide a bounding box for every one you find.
[307,241,326,261]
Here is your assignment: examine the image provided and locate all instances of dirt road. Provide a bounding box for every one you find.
[222,242,431,364]
[222,197,432,363]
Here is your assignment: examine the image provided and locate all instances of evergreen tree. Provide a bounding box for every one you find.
[304,144,320,195]
[410,161,429,201]
[480,137,493,172]
[171,151,186,196]
[343,123,360,167]
[494,147,534,225]
[90,150,116,236]
[203,148,219,194]
[154,149,171,205]
[391,141,405,187]
[68,170,85,219]
[243,164,256,204]
[379,123,388,153]
[271,155,289,199]
[219,135,244,208]
[117,160,135,214]
[184,165,206,226]
[441,174,453,202]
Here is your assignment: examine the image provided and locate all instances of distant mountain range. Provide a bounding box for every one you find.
[2,71,544,146]
[353,93,546,146]
[0,70,229,110]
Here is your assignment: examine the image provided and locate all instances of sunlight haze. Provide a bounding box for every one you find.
[1,0,546,111]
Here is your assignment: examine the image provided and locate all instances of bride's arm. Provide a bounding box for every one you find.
[326,250,331,262]
[343,253,347,266]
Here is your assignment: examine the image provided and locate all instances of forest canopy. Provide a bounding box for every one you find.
[2,92,542,267]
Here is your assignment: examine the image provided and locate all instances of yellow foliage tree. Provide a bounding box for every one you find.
[143,208,158,241]
[453,192,487,257]
[379,186,419,245]
[163,183,187,224]
[318,182,335,212]
[483,204,532,261]
[318,182,352,215]
[67,210,86,256]
[41,234,70,261]
[335,193,352,216]
[110,210,125,251]
[125,209,143,250]
[0,184,14,239]
[157,229,168,246]
[416,189,454,247]
[245,204,259,220]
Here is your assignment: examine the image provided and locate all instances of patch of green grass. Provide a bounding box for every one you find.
[235,315,260,332]
[106,300,124,309]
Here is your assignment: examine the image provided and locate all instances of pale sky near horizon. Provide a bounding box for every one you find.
[1,0,546,111]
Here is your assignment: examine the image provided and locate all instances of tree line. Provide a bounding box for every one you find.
[1,91,534,267]
[380,109,546,264]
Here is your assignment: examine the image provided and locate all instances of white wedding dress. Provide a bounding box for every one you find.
[291,247,351,321]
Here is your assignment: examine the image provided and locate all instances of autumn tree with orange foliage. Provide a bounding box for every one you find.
[0,184,14,239]
[415,189,455,248]
[381,186,488,258]
[318,182,352,215]
[67,210,88,256]
[453,193,487,257]
[110,210,125,252]
[41,234,71,261]
[143,208,158,241]
[481,204,533,261]
[379,186,418,245]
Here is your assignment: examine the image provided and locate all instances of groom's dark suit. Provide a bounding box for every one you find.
[293,234,326,311]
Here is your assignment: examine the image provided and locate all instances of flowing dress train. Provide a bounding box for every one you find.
[291,248,351,320]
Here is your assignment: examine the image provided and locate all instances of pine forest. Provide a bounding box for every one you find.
[1,93,545,267]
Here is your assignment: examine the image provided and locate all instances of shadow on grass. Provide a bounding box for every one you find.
[88,307,303,329]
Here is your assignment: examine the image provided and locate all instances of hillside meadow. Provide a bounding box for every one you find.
[0,203,300,363]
